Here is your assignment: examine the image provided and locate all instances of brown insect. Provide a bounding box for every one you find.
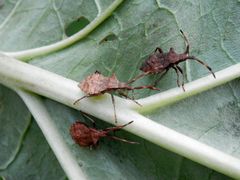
[73,71,159,122]
[70,120,139,149]
[138,30,216,91]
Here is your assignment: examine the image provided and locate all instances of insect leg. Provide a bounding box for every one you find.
[118,91,142,106]
[127,72,150,84]
[111,94,117,123]
[104,121,134,132]
[132,85,160,91]
[153,69,169,86]
[187,56,216,78]
[172,66,181,88]
[176,65,185,91]
[131,89,134,100]
[180,29,189,54]
[95,70,101,74]
[106,135,139,144]
[155,47,163,53]
[81,112,96,127]
[73,95,91,105]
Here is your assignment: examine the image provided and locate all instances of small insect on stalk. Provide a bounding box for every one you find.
[73,71,159,123]
[139,30,216,91]
[70,120,139,149]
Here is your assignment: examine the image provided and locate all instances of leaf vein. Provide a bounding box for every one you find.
[0,0,23,30]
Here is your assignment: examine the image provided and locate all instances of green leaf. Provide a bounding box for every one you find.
[0,86,66,179]
[147,79,240,154]
[0,85,31,170]
[34,98,232,179]
[0,0,239,179]
[0,119,66,180]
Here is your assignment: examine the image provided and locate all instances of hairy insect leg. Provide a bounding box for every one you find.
[111,94,117,123]
[187,56,216,78]
[153,69,169,86]
[73,95,91,105]
[104,121,134,132]
[176,65,185,91]
[118,90,142,107]
[180,29,189,54]
[106,135,139,144]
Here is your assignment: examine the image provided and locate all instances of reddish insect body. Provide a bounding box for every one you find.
[74,71,159,122]
[79,71,135,95]
[77,71,159,96]
[70,121,138,148]
[139,30,216,91]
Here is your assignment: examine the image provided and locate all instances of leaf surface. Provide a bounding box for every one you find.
[0,87,65,179]
[0,0,239,179]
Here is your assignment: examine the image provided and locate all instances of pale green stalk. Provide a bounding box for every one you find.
[135,64,240,113]
[15,90,87,180]
[0,2,124,179]
[3,0,124,61]
[0,54,240,179]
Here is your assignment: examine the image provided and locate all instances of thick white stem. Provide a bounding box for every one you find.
[15,90,87,180]
[0,54,240,178]
[120,111,240,178]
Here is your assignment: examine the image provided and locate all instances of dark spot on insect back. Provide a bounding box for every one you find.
[65,16,90,37]
[99,33,118,44]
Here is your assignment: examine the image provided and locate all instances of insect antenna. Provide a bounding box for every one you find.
[187,56,216,78]
[106,135,139,144]
[180,29,190,54]
[73,95,91,105]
